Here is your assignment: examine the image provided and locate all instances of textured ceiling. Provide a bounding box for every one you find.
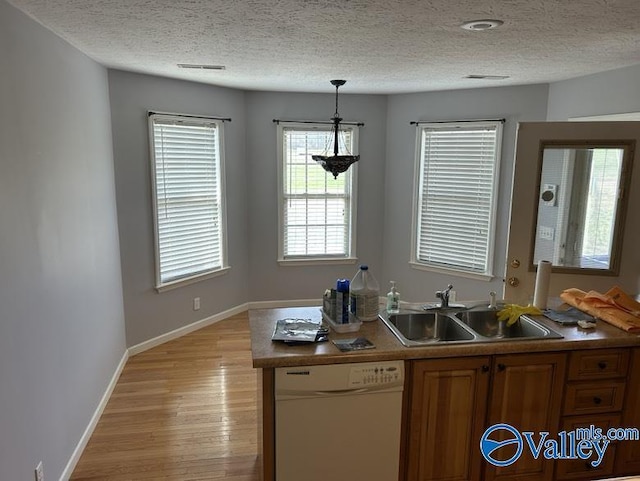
[8,0,640,94]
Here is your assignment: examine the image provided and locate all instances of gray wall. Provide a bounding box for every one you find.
[547,64,640,294]
[382,85,549,302]
[109,77,387,341]
[3,6,640,477]
[108,71,249,346]
[0,2,127,480]
[245,91,387,301]
[547,64,640,120]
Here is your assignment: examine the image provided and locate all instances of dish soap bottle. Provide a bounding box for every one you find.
[386,281,400,314]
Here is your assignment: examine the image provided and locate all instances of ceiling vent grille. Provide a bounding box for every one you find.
[465,75,510,80]
[177,64,226,70]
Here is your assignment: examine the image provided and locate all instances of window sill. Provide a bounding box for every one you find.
[409,261,494,281]
[278,257,358,267]
[155,267,231,293]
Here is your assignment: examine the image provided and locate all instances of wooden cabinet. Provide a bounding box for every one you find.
[558,348,630,481]
[556,413,620,480]
[615,347,640,474]
[566,349,629,380]
[406,353,566,481]
[484,353,567,481]
[406,357,491,481]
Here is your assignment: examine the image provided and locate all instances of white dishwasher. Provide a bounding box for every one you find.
[275,360,404,481]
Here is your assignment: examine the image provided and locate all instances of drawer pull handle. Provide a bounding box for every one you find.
[598,361,607,370]
[593,396,602,405]
[482,365,490,373]
[497,363,506,372]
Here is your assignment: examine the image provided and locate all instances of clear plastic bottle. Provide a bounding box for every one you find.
[386,281,400,314]
[350,265,380,322]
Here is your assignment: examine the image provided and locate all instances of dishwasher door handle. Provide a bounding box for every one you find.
[276,387,373,400]
[313,388,369,396]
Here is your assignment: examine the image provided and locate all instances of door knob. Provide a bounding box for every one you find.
[508,277,520,287]
[510,259,521,268]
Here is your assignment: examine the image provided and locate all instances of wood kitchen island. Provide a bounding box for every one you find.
[250,306,640,481]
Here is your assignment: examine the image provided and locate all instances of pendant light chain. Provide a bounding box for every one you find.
[311,79,359,179]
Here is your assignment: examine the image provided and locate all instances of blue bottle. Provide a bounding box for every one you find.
[336,279,350,324]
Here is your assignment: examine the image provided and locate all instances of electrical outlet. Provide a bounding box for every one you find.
[193,297,200,311]
[35,461,43,481]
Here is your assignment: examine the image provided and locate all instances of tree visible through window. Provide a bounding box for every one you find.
[278,124,358,261]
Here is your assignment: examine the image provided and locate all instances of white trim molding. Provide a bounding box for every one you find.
[61,299,323,479]
[59,350,129,481]
[249,298,321,309]
[128,302,249,356]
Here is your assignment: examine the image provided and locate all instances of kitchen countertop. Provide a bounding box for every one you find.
[249,306,640,368]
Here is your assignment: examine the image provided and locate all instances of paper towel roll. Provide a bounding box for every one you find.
[533,260,552,309]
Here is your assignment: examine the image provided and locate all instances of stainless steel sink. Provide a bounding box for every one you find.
[382,312,476,347]
[379,307,562,347]
[454,309,563,340]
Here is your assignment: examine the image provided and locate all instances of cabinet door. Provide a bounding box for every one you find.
[556,413,621,480]
[484,352,567,481]
[615,348,640,474]
[406,357,491,481]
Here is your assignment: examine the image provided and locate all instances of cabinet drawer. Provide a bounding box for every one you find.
[567,349,629,381]
[561,413,622,444]
[555,445,616,480]
[563,381,626,415]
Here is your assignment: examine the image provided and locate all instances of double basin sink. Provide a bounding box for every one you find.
[379,306,563,347]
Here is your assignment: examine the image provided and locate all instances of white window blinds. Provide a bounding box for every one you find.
[279,125,357,260]
[414,121,502,276]
[149,114,227,287]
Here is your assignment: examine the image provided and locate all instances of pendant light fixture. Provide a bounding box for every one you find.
[312,79,359,179]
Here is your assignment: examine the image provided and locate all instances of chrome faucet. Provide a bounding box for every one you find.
[435,284,454,309]
[488,291,498,309]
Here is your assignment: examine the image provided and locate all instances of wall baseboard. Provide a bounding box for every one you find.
[128,302,250,356]
[248,298,320,309]
[61,299,320,479]
[59,350,129,481]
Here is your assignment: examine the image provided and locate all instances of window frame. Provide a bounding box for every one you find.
[410,120,503,280]
[148,111,229,292]
[276,122,359,265]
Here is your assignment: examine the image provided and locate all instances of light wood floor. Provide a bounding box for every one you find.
[71,312,259,480]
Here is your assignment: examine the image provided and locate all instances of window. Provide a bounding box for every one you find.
[277,123,358,263]
[149,113,228,290]
[412,121,503,277]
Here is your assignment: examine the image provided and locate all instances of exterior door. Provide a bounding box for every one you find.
[504,121,640,303]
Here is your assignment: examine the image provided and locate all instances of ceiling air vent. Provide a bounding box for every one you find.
[177,64,226,70]
[466,75,510,80]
